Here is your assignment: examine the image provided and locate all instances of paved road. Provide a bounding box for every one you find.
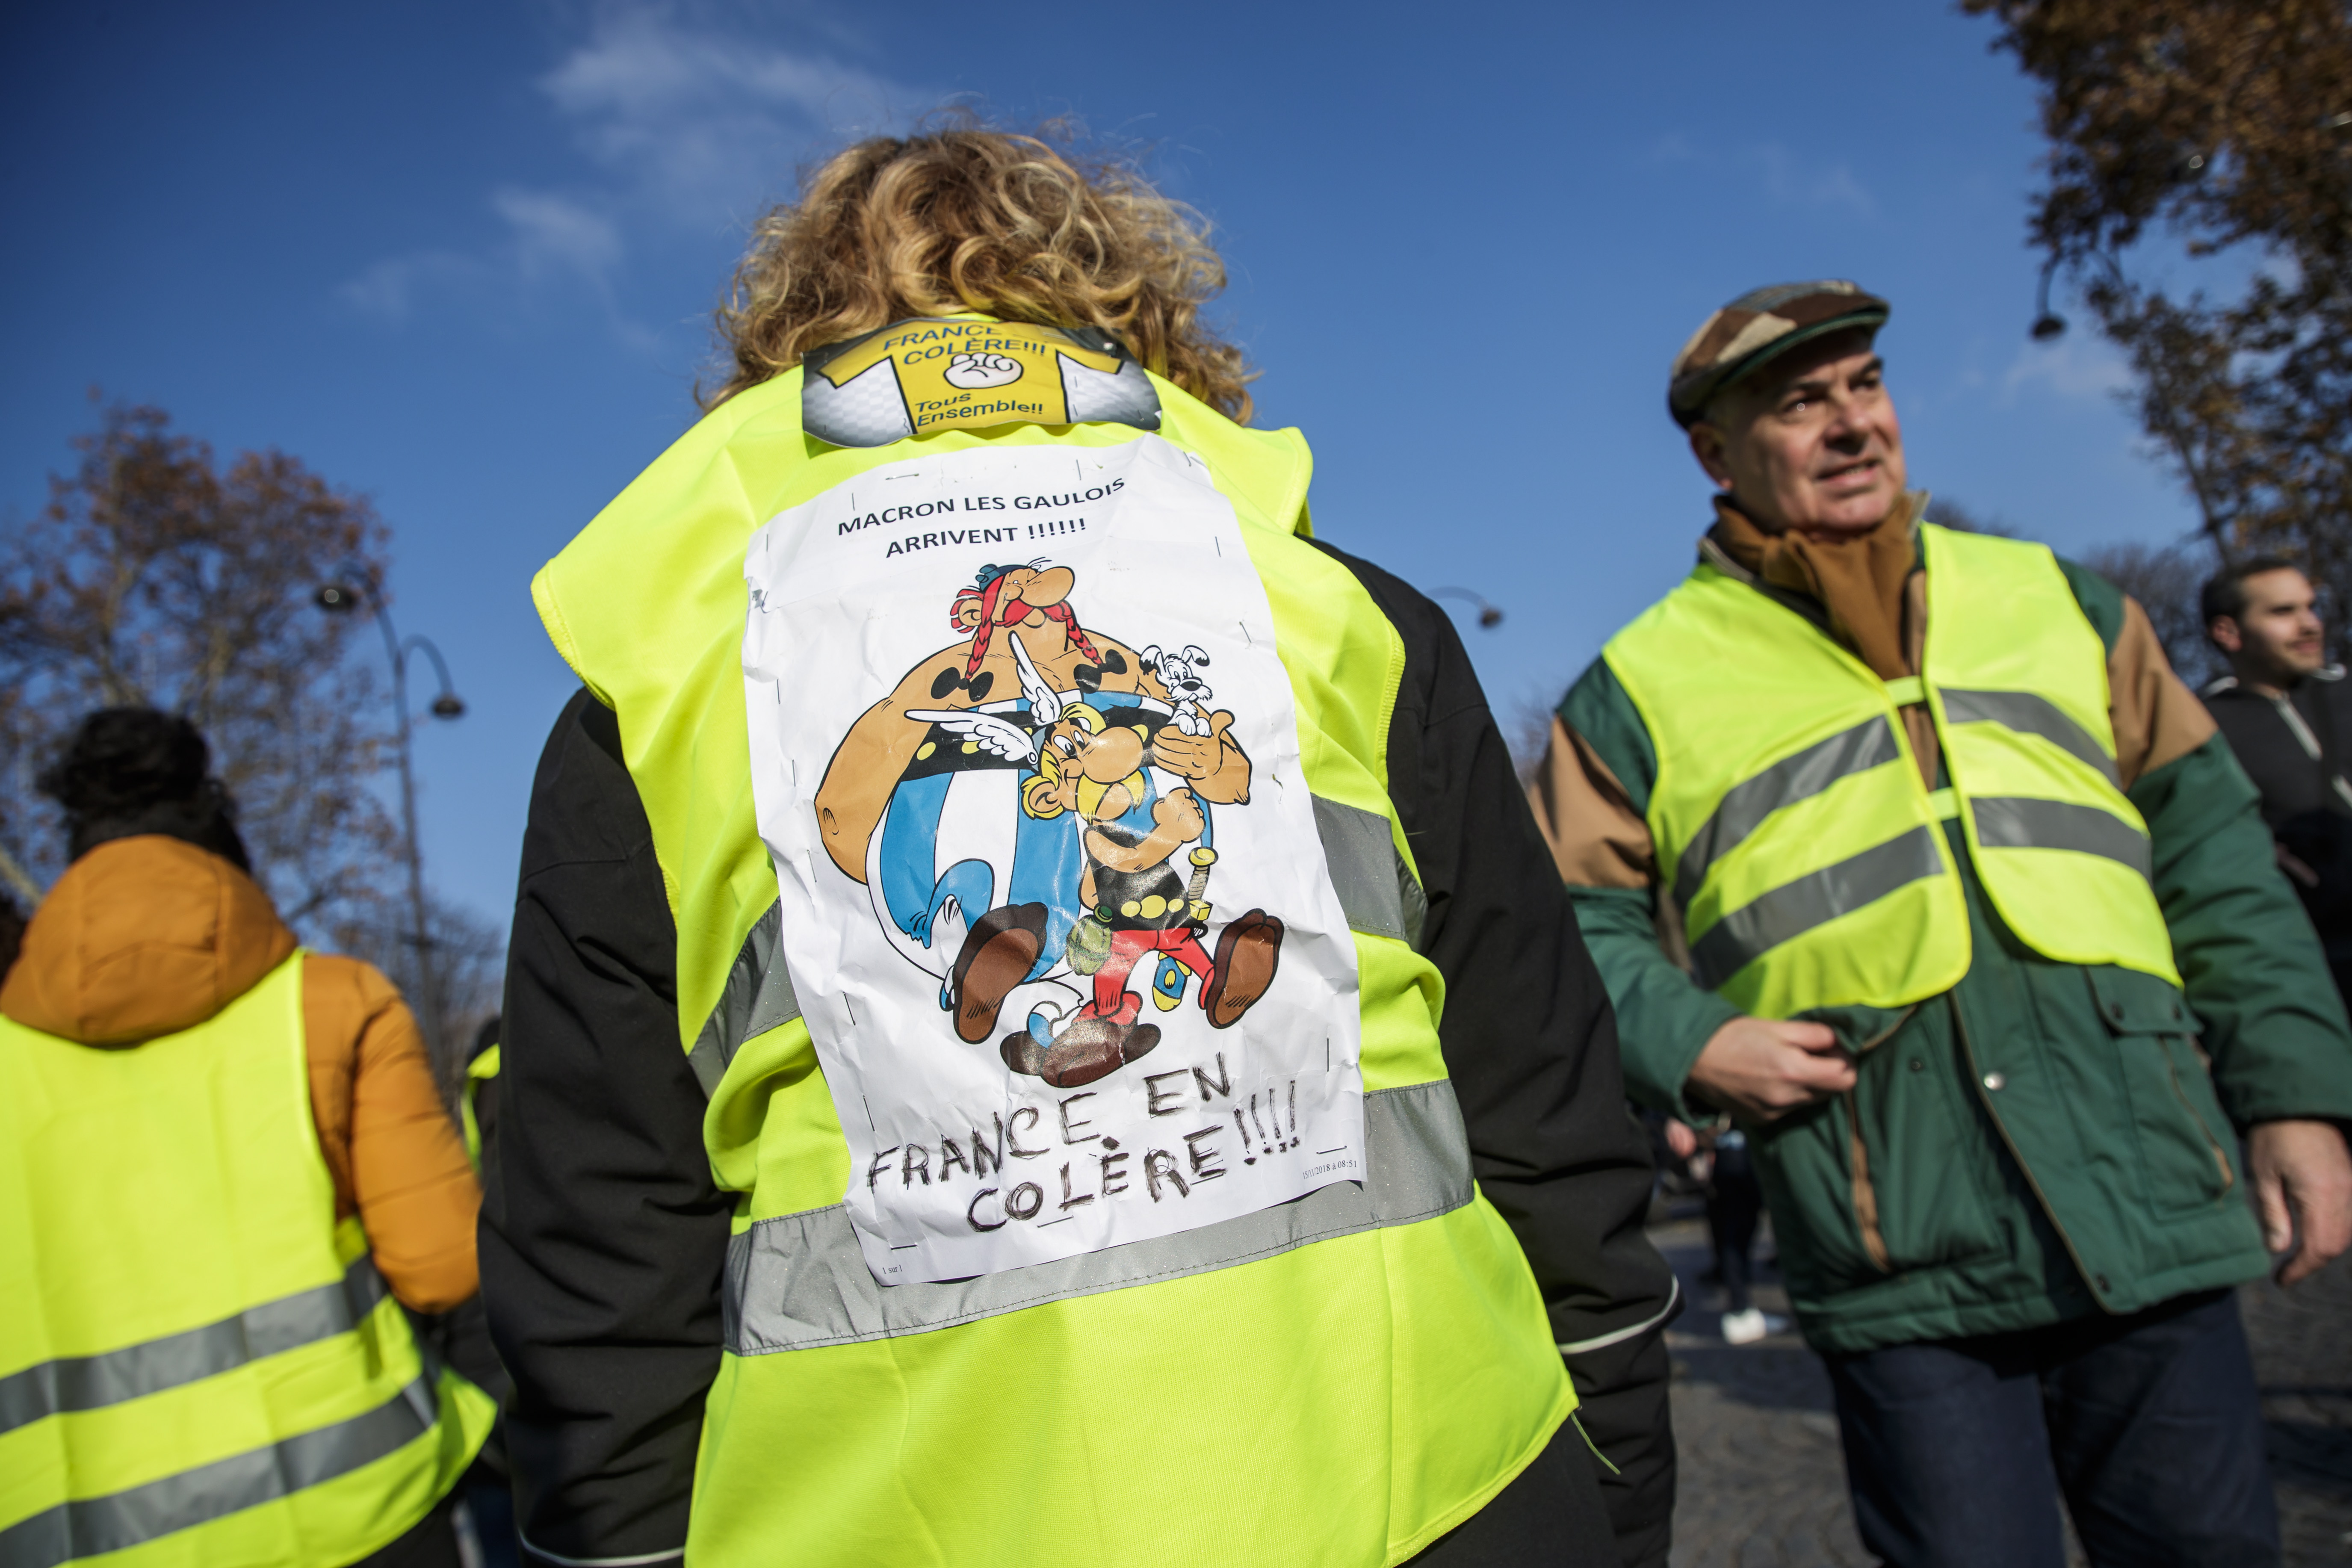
[1654,1211,2352,1566]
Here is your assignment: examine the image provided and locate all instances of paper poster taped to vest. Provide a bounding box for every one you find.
[743,435,1366,1284]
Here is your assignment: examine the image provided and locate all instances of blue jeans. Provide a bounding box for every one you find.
[1823,1290,2278,1568]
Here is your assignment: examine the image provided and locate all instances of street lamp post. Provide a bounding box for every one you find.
[2029,258,2068,342]
[316,581,465,1057]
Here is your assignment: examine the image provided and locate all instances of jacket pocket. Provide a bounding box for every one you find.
[1845,1006,2003,1275]
[1753,1098,1886,1297]
[2088,968,2236,1214]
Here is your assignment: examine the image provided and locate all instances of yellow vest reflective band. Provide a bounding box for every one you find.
[533,334,1572,1566]
[1603,522,2178,1019]
[0,954,494,1568]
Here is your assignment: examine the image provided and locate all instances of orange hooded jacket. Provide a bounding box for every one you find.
[0,835,481,1311]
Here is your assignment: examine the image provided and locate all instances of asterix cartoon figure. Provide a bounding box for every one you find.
[998,697,1285,1087]
[810,562,1262,1077]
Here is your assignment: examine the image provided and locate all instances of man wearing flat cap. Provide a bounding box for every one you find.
[1529,281,2352,1565]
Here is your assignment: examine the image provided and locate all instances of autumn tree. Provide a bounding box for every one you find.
[342,895,509,1096]
[0,401,401,938]
[1922,496,2021,538]
[1966,0,2352,645]
[2080,540,2217,683]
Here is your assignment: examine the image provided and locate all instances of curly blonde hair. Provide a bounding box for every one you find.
[705,125,1255,422]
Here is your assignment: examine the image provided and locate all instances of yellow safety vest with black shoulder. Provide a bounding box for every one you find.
[1603,521,2178,1019]
[532,316,1572,1567]
[0,952,494,1568]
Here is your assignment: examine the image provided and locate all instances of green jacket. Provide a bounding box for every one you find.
[1563,549,2352,1353]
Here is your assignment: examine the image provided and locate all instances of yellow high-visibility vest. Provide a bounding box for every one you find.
[0,953,494,1568]
[1603,522,2178,1019]
[461,1043,500,1169]
[532,318,1573,1566]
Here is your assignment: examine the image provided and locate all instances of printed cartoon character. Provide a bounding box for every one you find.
[1139,644,1214,736]
[811,562,1254,1054]
[994,706,1285,1087]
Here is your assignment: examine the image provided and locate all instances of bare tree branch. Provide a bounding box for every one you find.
[1,400,402,941]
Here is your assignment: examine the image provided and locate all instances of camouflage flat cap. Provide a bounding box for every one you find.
[1668,280,1890,427]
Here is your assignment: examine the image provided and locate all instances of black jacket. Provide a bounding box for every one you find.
[2203,668,2352,961]
[483,549,1679,1568]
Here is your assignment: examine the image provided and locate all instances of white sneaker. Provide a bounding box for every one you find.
[1720,1307,1788,1345]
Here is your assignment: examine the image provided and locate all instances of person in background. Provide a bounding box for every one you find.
[0,708,494,1568]
[1660,1118,1782,1344]
[485,126,1676,1568]
[1528,280,2352,1567]
[2200,559,2352,1001]
[442,1015,520,1568]
[462,1014,502,1169]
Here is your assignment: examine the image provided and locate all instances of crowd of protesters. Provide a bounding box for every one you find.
[6,128,2351,1568]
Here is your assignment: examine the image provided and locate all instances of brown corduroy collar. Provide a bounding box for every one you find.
[1707,492,1926,681]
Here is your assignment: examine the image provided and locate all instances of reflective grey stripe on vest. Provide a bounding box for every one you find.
[1310,794,1428,948]
[0,1376,437,1568]
[1671,717,1903,910]
[723,1078,1471,1354]
[1690,825,1946,989]
[686,794,1428,1097]
[686,901,803,1097]
[1972,796,2152,879]
[1940,689,2120,785]
[0,1256,386,1437]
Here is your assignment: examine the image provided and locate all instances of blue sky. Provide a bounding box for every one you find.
[1,0,2201,930]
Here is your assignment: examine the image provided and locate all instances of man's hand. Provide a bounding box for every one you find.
[1687,1016,1855,1123]
[1662,1119,1700,1161]
[1660,1117,1712,1183]
[2248,1119,2352,1286]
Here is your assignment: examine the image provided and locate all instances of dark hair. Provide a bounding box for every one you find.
[35,708,251,871]
[2201,555,2305,630]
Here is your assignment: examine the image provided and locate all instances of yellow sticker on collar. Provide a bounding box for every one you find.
[802,318,1163,448]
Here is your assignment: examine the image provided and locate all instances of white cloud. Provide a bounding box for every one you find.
[491,189,623,280]
[337,194,621,323]
[339,3,923,333]
[338,252,481,320]
[538,6,910,213]
[1643,134,1875,216]
[2001,332,2135,404]
[1748,144,1874,216]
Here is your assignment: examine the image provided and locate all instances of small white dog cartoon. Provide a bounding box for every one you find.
[1140,644,1214,735]
[943,352,1024,390]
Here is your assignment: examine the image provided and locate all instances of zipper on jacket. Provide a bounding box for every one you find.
[1843,1088,1894,1273]
[2162,1045,2237,1198]
[1837,1004,1915,1277]
[1949,993,2113,1310]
